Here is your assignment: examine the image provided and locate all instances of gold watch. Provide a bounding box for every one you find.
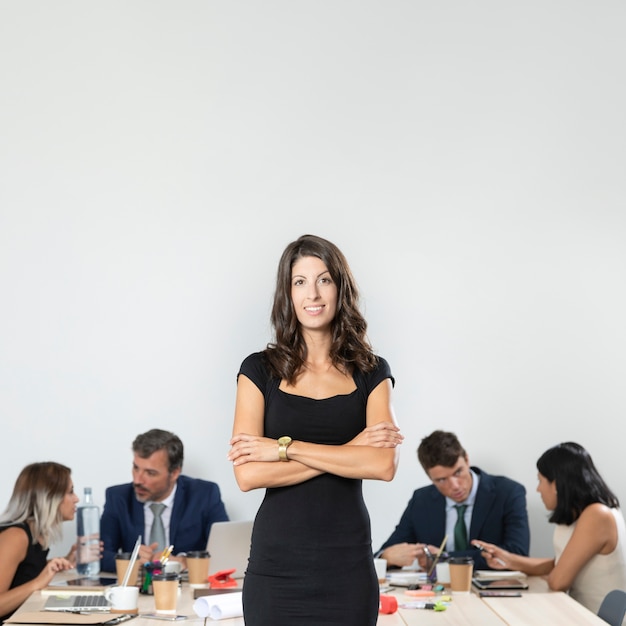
[277,436,293,461]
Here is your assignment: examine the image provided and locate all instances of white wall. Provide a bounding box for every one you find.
[1,1,625,562]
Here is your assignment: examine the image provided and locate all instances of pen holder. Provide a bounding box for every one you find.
[141,561,164,595]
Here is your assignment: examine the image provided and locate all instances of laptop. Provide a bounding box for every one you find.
[44,594,112,612]
[206,520,253,579]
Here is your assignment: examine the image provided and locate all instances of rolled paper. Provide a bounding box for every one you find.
[193,591,243,620]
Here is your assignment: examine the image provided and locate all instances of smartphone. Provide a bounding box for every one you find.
[140,614,187,621]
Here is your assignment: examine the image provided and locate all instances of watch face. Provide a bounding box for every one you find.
[278,436,292,445]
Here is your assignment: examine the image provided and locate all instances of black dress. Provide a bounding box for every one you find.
[238,352,394,626]
[0,522,49,622]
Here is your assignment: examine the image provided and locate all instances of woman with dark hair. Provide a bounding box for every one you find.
[0,462,78,621]
[474,442,626,614]
[228,234,403,626]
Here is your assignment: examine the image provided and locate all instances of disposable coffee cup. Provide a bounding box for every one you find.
[104,585,139,614]
[373,558,387,584]
[187,550,210,588]
[448,556,474,593]
[115,552,141,586]
[152,572,180,614]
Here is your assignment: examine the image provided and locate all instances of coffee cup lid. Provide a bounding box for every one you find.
[152,572,180,581]
[448,556,474,565]
[187,550,210,558]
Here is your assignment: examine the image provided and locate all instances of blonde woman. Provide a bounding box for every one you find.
[0,462,78,621]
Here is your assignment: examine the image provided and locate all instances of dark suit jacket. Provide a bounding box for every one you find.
[100,475,229,572]
[378,467,530,570]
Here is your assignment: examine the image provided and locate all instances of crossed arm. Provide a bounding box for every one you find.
[228,375,402,492]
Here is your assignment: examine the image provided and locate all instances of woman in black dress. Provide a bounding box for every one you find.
[229,234,403,625]
[0,462,78,621]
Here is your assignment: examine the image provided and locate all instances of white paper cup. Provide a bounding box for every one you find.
[435,561,450,584]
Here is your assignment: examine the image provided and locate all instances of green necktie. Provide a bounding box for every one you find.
[454,504,468,551]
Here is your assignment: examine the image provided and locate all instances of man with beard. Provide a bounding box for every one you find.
[100,429,228,572]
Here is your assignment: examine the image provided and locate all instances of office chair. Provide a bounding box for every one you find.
[597,589,626,626]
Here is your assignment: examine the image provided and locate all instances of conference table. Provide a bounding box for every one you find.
[386,576,607,626]
[7,573,607,625]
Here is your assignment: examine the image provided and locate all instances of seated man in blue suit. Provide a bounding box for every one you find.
[101,428,229,572]
[377,430,529,571]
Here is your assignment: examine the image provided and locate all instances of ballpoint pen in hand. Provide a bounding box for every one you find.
[474,542,507,567]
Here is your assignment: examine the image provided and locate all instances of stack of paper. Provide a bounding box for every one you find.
[387,571,428,587]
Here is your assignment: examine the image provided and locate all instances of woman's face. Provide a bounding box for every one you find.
[59,478,80,521]
[290,255,338,333]
[536,472,558,511]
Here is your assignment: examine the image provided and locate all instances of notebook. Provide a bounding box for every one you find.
[44,594,111,612]
[206,520,253,579]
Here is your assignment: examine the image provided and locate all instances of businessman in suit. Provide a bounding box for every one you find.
[377,430,529,570]
[100,428,229,572]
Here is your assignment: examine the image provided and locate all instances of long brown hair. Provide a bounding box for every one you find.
[265,234,377,383]
[0,462,72,548]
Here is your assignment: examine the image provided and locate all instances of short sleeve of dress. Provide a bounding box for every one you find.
[238,352,271,395]
[355,356,395,396]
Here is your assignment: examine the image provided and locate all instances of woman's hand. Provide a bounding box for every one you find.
[228,434,285,465]
[472,540,510,570]
[33,557,74,589]
[348,422,403,448]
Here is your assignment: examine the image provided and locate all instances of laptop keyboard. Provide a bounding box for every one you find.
[72,595,110,608]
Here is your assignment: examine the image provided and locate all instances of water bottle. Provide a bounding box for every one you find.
[76,487,101,577]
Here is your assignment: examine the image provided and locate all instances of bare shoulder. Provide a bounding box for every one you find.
[577,503,616,528]
[0,525,29,541]
[0,525,29,553]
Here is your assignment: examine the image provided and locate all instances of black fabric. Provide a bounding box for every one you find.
[238,352,393,626]
[0,522,49,622]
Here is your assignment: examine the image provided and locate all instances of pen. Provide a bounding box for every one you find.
[474,543,507,567]
[105,614,138,625]
[160,544,174,564]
